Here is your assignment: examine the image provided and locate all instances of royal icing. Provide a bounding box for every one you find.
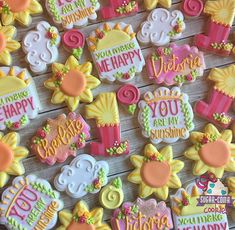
[45,0,100,29]
[194,65,235,128]
[0,66,41,130]
[31,112,90,165]
[0,175,63,230]
[62,29,85,60]
[57,200,111,230]
[128,144,184,200]
[54,154,109,198]
[87,22,145,83]
[137,8,186,46]
[117,84,140,115]
[194,0,235,56]
[85,92,130,157]
[0,0,42,26]
[138,87,194,144]
[184,123,235,178]
[111,198,173,230]
[99,177,124,210]
[100,0,138,20]
[147,44,206,86]
[143,0,172,10]
[44,55,100,111]
[181,0,204,18]
[23,21,60,74]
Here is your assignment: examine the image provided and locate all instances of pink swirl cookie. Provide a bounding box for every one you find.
[182,0,204,18]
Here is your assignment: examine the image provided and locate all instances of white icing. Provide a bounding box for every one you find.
[23,21,60,73]
[54,154,109,198]
[137,8,186,46]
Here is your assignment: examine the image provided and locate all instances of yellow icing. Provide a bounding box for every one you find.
[144,0,172,10]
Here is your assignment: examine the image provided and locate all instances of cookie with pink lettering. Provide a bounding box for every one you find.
[87,22,145,83]
[31,112,90,165]
[147,44,206,86]
[0,66,41,131]
[0,175,63,230]
[62,29,85,60]
[181,0,204,18]
[117,84,140,115]
[194,65,235,128]
[111,198,173,229]
[138,87,194,144]
[194,0,235,56]
[100,0,138,20]
[137,8,186,46]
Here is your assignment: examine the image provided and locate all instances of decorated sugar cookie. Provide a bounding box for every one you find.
[181,0,204,18]
[45,0,100,29]
[147,44,206,86]
[184,123,235,178]
[22,21,61,74]
[99,177,124,210]
[0,175,63,230]
[54,154,109,198]
[100,0,138,20]
[143,0,172,10]
[0,66,41,130]
[62,29,85,60]
[137,8,185,46]
[87,22,145,83]
[0,0,42,26]
[31,112,90,165]
[85,92,130,156]
[44,55,100,111]
[0,132,28,188]
[128,144,184,200]
[194,0,235,56]
[57,200,111,230]
[138,87,194,144]
[194,65,235,128]
[111,198,173,230]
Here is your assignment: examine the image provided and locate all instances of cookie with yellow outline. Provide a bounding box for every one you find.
[0,132,28,188]
[184,123,235,178]
[128,143,184,200]
[0,0,42,26]
[57,200,111,230]
[44,55,100,112]
[143,0,172,10]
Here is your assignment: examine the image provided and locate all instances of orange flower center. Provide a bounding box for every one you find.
[4,0,30,12]
[199,139,231,168]
[0,142,13,171]
[141,161,171,187]
[67,222,95,230]
[0,33,6,53]
[60,69,87,97]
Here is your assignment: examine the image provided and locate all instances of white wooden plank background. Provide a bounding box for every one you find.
[1,0,235,229]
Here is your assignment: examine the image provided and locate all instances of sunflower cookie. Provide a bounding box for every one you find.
[0,0,42,26]
[57,200,111,230]
[143,0,172,10]
[44,55,100,111]
[111,198,173,229]
[128,144,184,200]
[0,66,41,130]
[0,175,63,230]
[184,123,235,178]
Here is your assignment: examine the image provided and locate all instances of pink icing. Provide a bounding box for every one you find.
[62,29,85,50]
[182,0,204,17]
[117,84,140,105]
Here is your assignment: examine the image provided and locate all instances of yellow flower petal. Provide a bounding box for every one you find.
[79,89,93,103]
[0,132,4,139]
[170,160,184,173]
[15,11,31,26]
[0,50,11,65]
[96,224,111,230]
[73,201,89,215]
[86,75,101,89]
[230,143,235,157]
[204,124,220,137]
[154,186,169,200]
[1,132,18,148]
[139,183,153,198]
[52,63,65,74]
[1,12,14,26]
[144,143,159,157]
[208,167,224,178]
[193,160,209,175]
[130,155,144,168]
[65,55,79,70]
[0,172,9,188]
[5,160,25,175]
[79,62,92,75]
[6,40,21,52]
[225,160,235,172]
[160,145,173,161]
[190,131,204,144]
[13,146,29,161]
[58,210,73,228]
[127,168,142,183]
[44,79,56,90]
[220,130,233,143]
[167,173,182,188]
[51,91,66,104]
[28,0,43,14]
[0,25,16,38]
[184,146,200,160]
[90,207,103,225]
[66,97,79,111]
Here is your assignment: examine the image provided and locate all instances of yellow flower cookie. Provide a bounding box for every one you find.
[143,0,172,10]
[128,144,184,200]
[0,25,20,65]
[185,123,235,178]
[0,0,42,26]
[44,56,100,111]
[57,200,111,230]
[0,132,28,188]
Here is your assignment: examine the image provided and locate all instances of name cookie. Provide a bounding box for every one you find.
[138,87,194,144]
[54,154,109,198]
[111,198,173,230]
[31,112,90,165]
[46,0,100,29]
[143,0,172,10]
[137,8,185,46]
[181,0,204,18]
[22,21,60,74]
[87,22,145,83]
[147,44,205,86]
[0,66,41,130]
[0,175,63,230]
